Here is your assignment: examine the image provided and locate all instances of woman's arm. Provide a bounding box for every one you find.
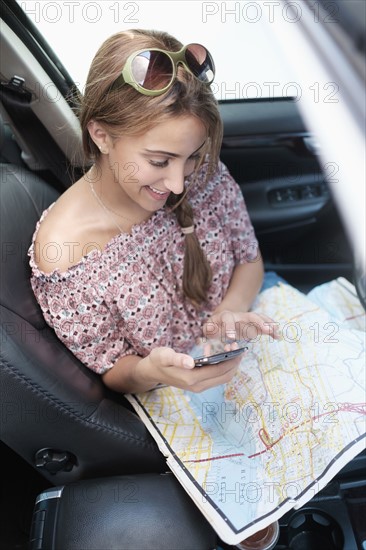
[204,256,282,342]
[213,257,264,315]
[102,353,158,394]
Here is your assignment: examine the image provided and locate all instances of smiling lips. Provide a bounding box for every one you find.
[146,185,170,200]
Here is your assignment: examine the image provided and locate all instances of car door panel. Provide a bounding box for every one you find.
[219,99,353,288]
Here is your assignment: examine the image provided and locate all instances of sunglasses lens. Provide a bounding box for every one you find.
[131,51,174,90]
[185,44,215,83]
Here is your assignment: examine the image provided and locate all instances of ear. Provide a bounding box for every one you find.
[87,120,111,155]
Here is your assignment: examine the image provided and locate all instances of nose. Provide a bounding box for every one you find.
[163,164,185,195]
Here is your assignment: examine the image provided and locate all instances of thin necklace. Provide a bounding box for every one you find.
[88,180,125,233]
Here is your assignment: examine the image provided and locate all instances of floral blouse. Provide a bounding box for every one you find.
[29,161,259,374]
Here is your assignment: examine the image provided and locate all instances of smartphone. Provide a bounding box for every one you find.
[194,346,248,367]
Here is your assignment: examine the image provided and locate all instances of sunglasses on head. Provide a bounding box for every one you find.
[110,43,215,96]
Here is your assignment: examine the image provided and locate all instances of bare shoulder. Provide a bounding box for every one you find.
[33,179,109,274]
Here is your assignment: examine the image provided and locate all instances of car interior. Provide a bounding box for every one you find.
[1,1,365,549]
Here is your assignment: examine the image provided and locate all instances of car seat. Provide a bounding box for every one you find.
[0,161,170,482]
[0,161,218,549]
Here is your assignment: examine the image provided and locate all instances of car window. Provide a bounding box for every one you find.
[12,0,365,268]
[17,0,299,100]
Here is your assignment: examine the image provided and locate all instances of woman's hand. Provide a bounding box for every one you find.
[202,310,282,343]
[136,346,244,393]
[102,310,281,395]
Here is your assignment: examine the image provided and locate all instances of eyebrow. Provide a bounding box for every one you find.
[143,140,206,158]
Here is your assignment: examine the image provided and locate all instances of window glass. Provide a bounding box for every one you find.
[17,0,298,100]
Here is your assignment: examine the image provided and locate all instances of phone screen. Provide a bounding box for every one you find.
[194,346,248,367]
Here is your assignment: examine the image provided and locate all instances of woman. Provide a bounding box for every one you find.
[29,29,280,394]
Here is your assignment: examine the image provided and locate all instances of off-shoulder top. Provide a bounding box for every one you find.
[29,162,259,374]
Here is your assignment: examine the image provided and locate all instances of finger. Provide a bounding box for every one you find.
[191,357,242,392]
[195,353,243,380]
[177,353,195,369]
[237,313,281,340]
[203,342,212,356]
[224,341,239,351]
[180,349,246,392]
[219,310,237,340]
[254,313,282,338]
[155,348,195,370]
[202,319,221,340]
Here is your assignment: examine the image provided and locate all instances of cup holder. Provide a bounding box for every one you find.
[287,508,344,550]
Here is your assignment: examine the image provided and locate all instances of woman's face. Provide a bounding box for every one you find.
[93,115,207,221]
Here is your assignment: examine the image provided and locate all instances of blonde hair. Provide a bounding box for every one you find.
[78,29,223,307]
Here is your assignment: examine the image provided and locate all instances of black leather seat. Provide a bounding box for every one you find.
[0,162,166,483]
[30,474,217,550]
